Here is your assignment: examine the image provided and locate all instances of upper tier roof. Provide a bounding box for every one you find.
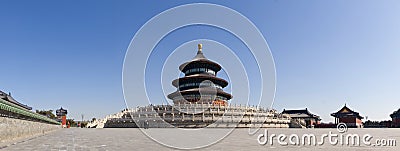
[172,73,228,88]
[331,104,364,119]
[391,108,400,118]
[0,90,32,110]
[178,47,222,72]
[282,108,321,120]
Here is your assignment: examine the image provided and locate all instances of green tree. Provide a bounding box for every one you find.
[36,109,56,119]
[66,119,77,127]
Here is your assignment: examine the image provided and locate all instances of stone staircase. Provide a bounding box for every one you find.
[290,118,307,128]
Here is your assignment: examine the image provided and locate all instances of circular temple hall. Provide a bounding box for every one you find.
[167,44,232,106]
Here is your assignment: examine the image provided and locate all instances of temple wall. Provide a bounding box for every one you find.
[339,117,355,124]
[0,117,60,144]
[338,117,363,128]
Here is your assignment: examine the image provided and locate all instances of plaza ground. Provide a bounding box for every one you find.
[1,128,400,150]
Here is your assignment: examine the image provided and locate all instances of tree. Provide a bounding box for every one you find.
[79,121,88,128]
[66,119,77,127]
[36,109,56,119]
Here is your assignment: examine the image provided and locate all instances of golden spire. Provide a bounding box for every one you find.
[198,44,202,53]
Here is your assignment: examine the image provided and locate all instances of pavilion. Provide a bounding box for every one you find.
[390,108,400,127]
[331,104,364,128]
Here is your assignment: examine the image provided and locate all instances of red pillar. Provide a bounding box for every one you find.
[61,116,67,128]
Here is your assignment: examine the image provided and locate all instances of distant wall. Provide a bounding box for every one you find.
[392,118,400,127]
[0,117,60,143]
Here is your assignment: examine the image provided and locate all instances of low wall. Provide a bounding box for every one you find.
[0,117,60,143]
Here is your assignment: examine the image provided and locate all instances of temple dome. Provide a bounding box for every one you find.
[168,44,232,105]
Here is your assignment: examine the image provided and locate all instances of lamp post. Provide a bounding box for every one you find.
[81,114,84,128]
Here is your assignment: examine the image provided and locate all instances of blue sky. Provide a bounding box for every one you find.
[0,1,399,122]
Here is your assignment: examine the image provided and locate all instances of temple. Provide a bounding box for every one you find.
[167,44,232,106]
[331,104,364,128]
[56,107,68,128]
[282,108,321,128]
[87,44,291,128]
[390,108,400,128]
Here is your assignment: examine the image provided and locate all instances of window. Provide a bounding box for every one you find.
[185,68,216,75]
[179,82,223,89]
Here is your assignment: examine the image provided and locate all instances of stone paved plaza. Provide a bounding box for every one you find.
[2,128,400,150]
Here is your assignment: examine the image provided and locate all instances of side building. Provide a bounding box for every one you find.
[0,89,60,143]
[282,108,321,128]
[331,104,364,128]
[0,90,59,124]
[0,90,32,110]
[390,108,400,128]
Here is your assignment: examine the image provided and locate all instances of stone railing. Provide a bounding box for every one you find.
[89,104,291,128]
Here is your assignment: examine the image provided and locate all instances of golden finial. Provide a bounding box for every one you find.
[198,44,202,52]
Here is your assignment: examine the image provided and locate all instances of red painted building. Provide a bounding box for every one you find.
[331,104,364,128]
[282,108,321,128]
[390,108,400,128]
[56,107,68,128]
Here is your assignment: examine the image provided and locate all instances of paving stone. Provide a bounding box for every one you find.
[2,128,400,150]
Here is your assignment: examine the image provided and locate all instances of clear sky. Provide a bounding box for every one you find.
[1,1,399,122]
